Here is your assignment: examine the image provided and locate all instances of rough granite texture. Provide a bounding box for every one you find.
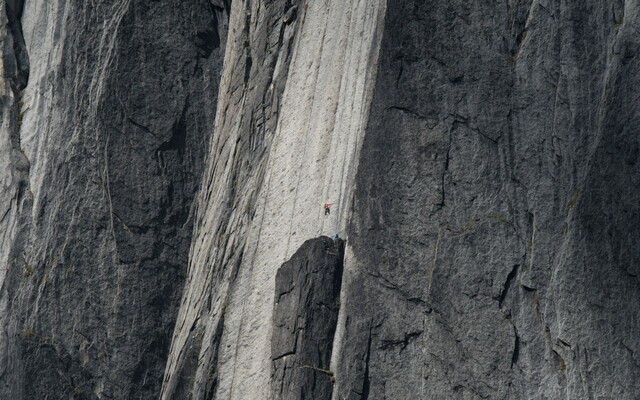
[162,1,385,398]
[0,1,229,398]
[0,1,639,400]
[334,1,640,399]
[271,236,344,400]
[0,0,29,393]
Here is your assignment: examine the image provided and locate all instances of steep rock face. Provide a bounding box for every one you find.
[162,1,386,398]
[0,1,638,399]
[0,1,229,398]
[0,0,29,394]
[271,236,344,400]
[335,1,640,399]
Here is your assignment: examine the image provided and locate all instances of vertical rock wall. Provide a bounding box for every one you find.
[0,1,229,398]
[162,0,386,398]
[334,1,640,399]
[0,0,28,394]
[0,1,638,399]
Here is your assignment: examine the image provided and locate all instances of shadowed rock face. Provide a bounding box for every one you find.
[335,1,640,399]
[0,1,229,399]
[271,236,344,400]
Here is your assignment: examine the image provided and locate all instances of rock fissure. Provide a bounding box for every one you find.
[511,326,520,368]
[387,105,430,121]
[361,326,373,400]
[499,264,519,308]
[4,0,28,92]
[379,330,423,351]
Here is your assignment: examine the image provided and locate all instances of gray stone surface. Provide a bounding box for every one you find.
[161,1,385,398]
[334,1,640,399]
[159,1,305,398]
[0,1,229,399]
[271,236,344,400]
[0,0,30,395]
[1,1,639,399]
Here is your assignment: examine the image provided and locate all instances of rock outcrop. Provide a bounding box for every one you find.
[271,236,344,400]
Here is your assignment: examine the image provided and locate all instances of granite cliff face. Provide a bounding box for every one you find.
[0,0,229,398]
[334,2,640,398]
[1,1,639,399]
[160,1,385,398]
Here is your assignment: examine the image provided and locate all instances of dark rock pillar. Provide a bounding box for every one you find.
[271,236,344,400]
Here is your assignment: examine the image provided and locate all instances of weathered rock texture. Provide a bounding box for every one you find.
[0,0,29,393]
[271,236,344,400]
[161,0,385,398]
[334,1,640,399]
[0,1,229,398]
[1,0,639,399]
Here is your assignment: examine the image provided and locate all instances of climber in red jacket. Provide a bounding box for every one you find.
[324,203,331,216]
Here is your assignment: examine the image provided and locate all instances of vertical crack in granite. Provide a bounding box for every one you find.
[360,326,372,400]
[271,236,343,400]
[511,325,520,369]
[4,0,27,91]
[499,264,519,308]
